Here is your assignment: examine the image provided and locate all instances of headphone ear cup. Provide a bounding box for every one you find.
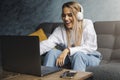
[77,12,83,20]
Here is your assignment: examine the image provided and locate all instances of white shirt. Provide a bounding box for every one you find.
[40,19,97,56]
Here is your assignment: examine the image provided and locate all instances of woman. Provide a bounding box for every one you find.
[40,1,101,71]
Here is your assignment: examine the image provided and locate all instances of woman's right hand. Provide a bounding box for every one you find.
[56,48,70,67]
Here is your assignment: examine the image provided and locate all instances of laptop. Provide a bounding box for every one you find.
[1,36,62,76]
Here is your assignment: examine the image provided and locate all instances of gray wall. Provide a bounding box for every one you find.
[82,0,120,22]
[0,0,75,35]
[1,0,120,35]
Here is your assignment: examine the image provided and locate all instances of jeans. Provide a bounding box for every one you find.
[43,49,101,71]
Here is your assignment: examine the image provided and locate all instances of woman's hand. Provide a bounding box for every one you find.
[56,48,70,67]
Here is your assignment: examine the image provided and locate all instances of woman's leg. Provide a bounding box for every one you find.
[87,51,101,67]
[43,49,70,67]
[70,51,101,71]
[43,49,62,67]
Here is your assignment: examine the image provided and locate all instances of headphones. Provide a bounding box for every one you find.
[77,4,84,20]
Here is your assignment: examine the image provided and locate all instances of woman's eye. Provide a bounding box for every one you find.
[62,13,73,18]
[68,13,72,17]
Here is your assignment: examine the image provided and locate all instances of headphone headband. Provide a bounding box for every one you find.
[80,4,83,13]
[77,4,84,20]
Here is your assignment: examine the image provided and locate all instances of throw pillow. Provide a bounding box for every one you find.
[29,28,47,42]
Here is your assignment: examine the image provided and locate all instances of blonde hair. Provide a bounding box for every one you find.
[62,1,83,47]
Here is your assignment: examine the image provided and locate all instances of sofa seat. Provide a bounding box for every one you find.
[87,63,120,80]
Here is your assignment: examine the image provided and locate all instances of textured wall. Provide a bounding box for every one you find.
[81,0,120,22]
[1,0,120,35]
[0,0,75,35]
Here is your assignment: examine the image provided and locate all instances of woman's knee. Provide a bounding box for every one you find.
[71,52,87,71]
[71,52,88,64]
[72,52,86,59]
[46,49,61,57]
[90,56,101,66]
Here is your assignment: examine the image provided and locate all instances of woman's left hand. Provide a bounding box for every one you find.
[56,48,69,67]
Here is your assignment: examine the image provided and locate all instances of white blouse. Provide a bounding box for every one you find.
[40,19,97,56]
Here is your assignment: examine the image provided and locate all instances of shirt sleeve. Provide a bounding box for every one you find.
[69,19,97,56]
[40,27,61,55]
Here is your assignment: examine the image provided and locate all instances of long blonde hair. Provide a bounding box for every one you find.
[62,1,83,47]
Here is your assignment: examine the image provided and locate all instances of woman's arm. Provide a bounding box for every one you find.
[40,26,64,55]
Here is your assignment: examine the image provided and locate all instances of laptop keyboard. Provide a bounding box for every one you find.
[41,66,62,76]
[41,67,51,73]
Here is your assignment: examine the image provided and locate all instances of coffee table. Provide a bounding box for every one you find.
[1,69,93,80]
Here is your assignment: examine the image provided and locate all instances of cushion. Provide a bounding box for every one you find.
[29,28,47,42]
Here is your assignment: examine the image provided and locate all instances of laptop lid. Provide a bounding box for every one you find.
[1,36,62,76]
[1,36,41,76]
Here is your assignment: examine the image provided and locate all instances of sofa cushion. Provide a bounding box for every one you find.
[29,28,47,42]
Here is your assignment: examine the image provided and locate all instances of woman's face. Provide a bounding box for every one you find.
[62,7,74,29]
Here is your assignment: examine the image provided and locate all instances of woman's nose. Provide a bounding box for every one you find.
[65,15,69,20]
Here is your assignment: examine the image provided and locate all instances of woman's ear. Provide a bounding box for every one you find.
[77,12,83,20]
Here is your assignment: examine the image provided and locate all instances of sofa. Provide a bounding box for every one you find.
[0,21,120,80]
[36,21,120,80]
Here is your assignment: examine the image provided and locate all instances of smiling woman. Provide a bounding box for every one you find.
[40,1,101,72]
[61,2,83,47]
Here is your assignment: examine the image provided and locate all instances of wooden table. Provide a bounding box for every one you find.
[1,69,93,80]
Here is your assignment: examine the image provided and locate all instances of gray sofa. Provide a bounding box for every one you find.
[36,21,120,80]
[0,21,120,80]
